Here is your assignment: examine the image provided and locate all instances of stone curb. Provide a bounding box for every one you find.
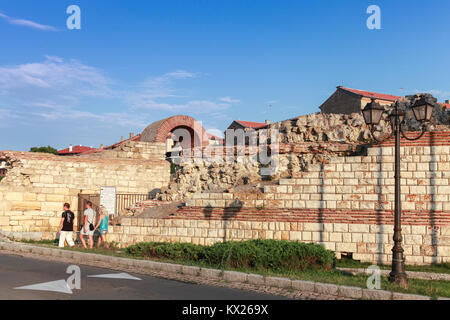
[0,241,442,300]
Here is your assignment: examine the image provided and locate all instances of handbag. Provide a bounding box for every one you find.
[89,223,95,231]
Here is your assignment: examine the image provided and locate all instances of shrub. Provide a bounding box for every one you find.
[29,146,59,155]
[126,239,335,272]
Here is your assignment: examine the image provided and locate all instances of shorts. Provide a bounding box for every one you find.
[99,229,108,235]
[80,225,95,236]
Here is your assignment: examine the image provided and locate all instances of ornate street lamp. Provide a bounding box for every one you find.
[361,97,435,288]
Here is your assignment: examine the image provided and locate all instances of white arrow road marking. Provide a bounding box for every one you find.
[15,279,73,294]
[87,272,142,280]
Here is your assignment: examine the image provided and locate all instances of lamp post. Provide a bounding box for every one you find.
[361,97,434,288]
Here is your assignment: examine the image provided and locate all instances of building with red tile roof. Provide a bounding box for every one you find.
[320,86,450,114]
[224,120,270,145]
[58,145,97,156]
[338,87,401,102]
[320,86,401,114]
[235,120,269,129]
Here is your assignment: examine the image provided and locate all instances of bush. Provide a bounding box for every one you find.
[29,146,59,155]
[126,239,335,272]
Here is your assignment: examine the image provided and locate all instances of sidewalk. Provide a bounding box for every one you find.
[337,267,450,282]
[0,240,446,300]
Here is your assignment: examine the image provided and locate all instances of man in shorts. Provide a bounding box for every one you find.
[58,203,75,248]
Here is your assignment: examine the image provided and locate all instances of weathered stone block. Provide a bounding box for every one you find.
[200,268,222,279]
[292,280,315,292]
[314,283,339,296]
[338,285,363,299]
[182,265,200,276]
[362,289,392,300]
[247,274,265,285]
[223,271,247,282]
[265,276,292,289]
[392,292,430,300]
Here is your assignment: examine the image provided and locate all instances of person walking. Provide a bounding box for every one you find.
[58,203,75,248]
[80,201,96,249]
[95,205,110,249]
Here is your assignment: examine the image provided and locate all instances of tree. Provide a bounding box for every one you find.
[29,146,59,155]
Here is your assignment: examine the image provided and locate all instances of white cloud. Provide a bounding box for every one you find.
[0,57,236,131]
[204,127,224,138]
[0,12,58,31]
[0,56,113,97]
[127,71,232,113]
[219,96,240,103]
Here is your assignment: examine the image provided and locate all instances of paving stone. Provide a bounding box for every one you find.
[119,258,135,267]
[338,285,363,299]
[31,246,43,254]
[247,274,265,286]
[70,251,82,261]
[60,250,74,259]
[223,271,248,283]
[141,260,165,271]
[265,276,292,289]
[50,248,63,257]
[181,265,200,276]
[39,247,53,256]
[164,263,182,274]
[292,280,316,292]
[200,268,222,279]
[362,289,392,300]
[314,283,339,296]
[19,245,33,253]
[0,242,13,251]
[392,292,430,300]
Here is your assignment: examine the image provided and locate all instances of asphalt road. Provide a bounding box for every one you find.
[0,252,283,300]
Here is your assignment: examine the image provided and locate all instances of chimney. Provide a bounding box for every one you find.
[69,144,73,152]
[265,120,271,124]
[120,136,124,142]
[129,132,134,139]
[99,144,103,149]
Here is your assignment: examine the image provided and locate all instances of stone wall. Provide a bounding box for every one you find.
[81,141,167,160]
[0,141,170,239]
[107,216,450,265]
[109,131,450,265]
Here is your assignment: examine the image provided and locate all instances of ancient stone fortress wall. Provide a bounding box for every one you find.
[0,141,170,239]
[109,131,450,265]
[159,100,449,200]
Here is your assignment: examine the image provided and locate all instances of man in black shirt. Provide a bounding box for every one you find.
[58,203,75,247]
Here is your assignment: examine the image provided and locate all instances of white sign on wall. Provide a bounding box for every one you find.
[100,186,116,216]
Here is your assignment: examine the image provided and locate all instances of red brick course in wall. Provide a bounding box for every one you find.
[170,207,450,227]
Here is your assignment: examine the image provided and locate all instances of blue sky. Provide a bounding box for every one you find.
[0,0,449,151]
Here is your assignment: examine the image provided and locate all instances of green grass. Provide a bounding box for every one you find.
[18,239,450,298]
[336,257,450,275]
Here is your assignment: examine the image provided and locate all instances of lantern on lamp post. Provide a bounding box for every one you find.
[361,96,434,288]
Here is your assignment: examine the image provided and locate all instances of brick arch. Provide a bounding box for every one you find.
[140,115,208,147]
